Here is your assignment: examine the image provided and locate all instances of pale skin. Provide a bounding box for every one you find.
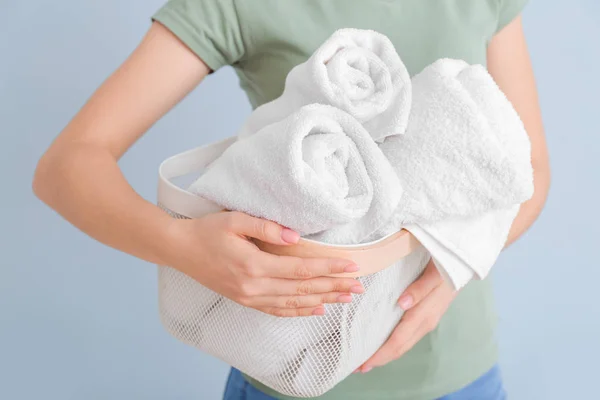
[33,14,549,369]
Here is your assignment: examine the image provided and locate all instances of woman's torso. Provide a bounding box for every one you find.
[152,0,527,398]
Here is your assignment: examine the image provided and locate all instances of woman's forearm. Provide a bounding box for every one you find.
[505,158,550,247]
[33,142,175,265]
[33,23,211,267]
[487,16,551,248]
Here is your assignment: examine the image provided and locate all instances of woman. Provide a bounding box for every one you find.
[33,0,550,399]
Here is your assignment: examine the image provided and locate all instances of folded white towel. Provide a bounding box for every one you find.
[189,104,403,245]
[404,205,520,290]
[377,58,534,227]
[237,28,412,142]
[374,58,533,289]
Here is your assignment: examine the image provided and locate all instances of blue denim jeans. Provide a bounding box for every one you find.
[222,364,507,400]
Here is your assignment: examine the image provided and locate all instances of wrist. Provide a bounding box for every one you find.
[155,214,183,266]
[156,214,199,273]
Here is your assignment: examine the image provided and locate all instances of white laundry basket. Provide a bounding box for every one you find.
[157,137,430,398]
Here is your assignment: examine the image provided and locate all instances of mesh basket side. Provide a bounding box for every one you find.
[156,204,429,397]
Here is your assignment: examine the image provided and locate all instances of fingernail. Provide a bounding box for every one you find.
[312,307,326,316]
[353,368,361,374]
[350,285,365,294]
[281,228,300,244]
[344,264,360,273]
[337,294,353,303]
[398,295,413,310]
[362,366,372,373]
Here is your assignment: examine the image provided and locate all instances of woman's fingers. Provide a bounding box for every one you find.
[226,211,300,245]
[389,285,456,362]
[263,276,365,297]
[219,212,366,311]
[360,311,421,370]
[252,292,354,309]
[257,305,327,318]
[369,329,423,371]
[258,253,359,279]
[237,276,362,311]
[360,283,458,372]
[360,332,423,373]
[225,212,361,278]
[397,258,441,310]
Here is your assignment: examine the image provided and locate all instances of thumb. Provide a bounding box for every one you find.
[225,211,300,245]
[397,258,441,310]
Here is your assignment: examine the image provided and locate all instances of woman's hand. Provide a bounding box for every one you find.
[166,211,365,318]
[356,259,456,373]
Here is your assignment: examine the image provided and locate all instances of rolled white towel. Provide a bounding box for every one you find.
[189,104,403,245]
[237,28,412,142]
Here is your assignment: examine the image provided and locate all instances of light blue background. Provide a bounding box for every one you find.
[1,1,598,399]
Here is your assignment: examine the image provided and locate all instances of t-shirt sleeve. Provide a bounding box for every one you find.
[152,0,246,71]
[495,0,529,33]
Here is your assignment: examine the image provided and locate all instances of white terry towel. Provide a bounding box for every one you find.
[377,58,534,226]
[376,58,534,290]
[189,104,403,245]
[404,205,521,290]
[237,28,412,142]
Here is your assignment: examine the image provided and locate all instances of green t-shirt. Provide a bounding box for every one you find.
[152,1,528,399]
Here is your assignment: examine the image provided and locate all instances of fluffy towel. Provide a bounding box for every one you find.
[189,104,403,245]
[404,205,520,291]
[376,58,534,227]
[374,58,534,289]
[237,28,412,142]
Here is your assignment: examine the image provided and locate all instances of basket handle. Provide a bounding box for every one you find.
[157,136,420,278]
[158,137,237,218]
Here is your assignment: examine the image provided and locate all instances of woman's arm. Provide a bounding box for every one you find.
[33,22,362,317]
[357,15,550,371]
[487,15,551,246]
[33,23,209,265]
